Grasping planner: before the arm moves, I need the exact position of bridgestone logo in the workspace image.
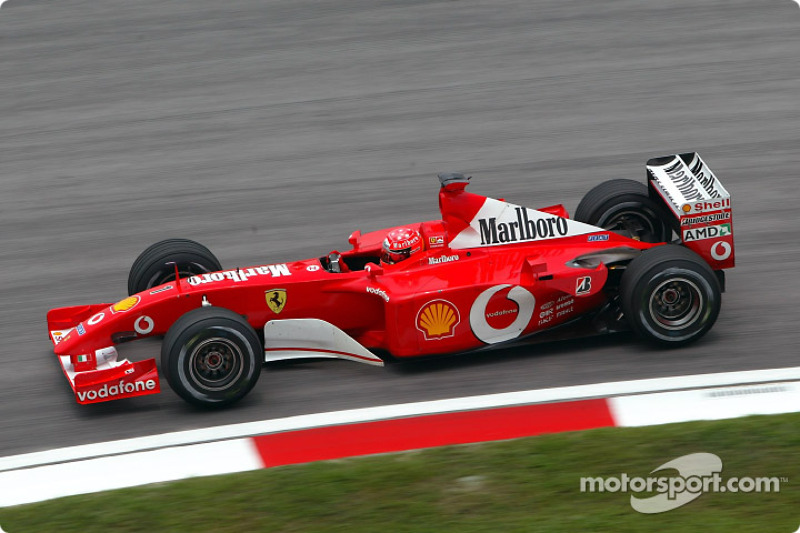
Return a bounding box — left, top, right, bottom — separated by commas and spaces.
681, 212, 731, 226
479, 207, 568, 245
77, 379, 157, 402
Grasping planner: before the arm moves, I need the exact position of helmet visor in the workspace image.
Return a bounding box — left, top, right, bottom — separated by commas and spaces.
381, 249, 410, 265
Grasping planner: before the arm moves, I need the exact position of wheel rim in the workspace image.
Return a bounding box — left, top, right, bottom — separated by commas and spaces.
600, 208, 667, 243
187, 337, 245, 391
648, 277, 704, 330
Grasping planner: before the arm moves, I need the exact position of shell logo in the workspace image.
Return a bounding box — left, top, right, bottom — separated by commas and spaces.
111, 295, 140, 313
416, 299, 460, 340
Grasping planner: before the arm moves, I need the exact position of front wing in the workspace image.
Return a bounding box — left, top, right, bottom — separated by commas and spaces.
48, 306, 161, 404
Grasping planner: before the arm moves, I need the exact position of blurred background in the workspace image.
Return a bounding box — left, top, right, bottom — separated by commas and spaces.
1, 0, 799, 456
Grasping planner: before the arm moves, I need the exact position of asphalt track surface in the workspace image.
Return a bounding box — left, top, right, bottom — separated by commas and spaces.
1, 0, 799, 457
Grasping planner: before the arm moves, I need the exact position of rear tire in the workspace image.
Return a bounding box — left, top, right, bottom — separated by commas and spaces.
128, 238, 222, 295
574, 179, 673, 243
620, 245, 721, 347
162, 307, 262, 408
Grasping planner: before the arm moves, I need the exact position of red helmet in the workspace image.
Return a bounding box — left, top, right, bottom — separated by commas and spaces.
381, 227, 422, 265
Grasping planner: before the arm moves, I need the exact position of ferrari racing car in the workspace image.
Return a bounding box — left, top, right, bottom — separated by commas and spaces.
47, 152, 734, 407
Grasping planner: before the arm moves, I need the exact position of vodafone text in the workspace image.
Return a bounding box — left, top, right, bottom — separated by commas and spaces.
77, 379, 157, 402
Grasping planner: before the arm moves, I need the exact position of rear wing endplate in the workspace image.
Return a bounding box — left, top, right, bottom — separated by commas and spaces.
647, 153, 734, 269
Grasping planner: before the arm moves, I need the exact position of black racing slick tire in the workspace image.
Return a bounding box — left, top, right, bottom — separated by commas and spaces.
162, 307, 262, 408
128, 238, 222, 295
620, 245, 721, 347
574, 179, 674, 243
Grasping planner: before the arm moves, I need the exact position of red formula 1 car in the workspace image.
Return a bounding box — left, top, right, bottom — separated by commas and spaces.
47, 153, 734, 407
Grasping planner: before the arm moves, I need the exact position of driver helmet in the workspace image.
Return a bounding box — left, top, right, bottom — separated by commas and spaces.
381, 227, 422, 265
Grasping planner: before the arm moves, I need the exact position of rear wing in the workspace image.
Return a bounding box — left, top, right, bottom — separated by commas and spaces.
646, 153, 734, 270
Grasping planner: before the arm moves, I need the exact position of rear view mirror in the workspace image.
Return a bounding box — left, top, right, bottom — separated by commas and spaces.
365, 263, 383, 278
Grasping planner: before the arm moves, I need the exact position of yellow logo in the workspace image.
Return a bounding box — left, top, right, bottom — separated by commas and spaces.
265, 289, 287, 314
416, 299, 460, 340
111, 296, 140, 313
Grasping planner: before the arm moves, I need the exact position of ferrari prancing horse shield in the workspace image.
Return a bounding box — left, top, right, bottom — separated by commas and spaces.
265, 289, 287, 314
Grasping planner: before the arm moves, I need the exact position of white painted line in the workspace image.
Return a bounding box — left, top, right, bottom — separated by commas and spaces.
610, 381, 800, 427
0, 438, 262, 508
3, 365, 800, 472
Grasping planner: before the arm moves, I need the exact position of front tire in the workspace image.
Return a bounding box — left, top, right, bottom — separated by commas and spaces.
620, 245, 721, 347
162, 307, 262, 408
574, 179, 673, 243
128, 238, 222, 295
